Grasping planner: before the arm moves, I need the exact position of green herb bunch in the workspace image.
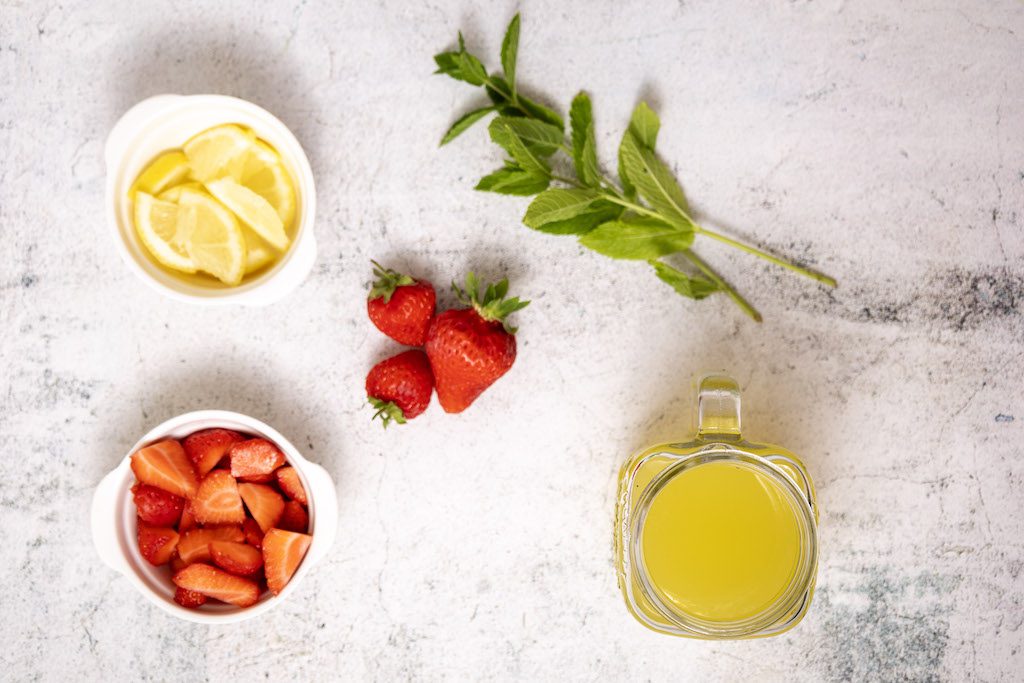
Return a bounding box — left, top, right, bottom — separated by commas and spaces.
434, 14, 836, 321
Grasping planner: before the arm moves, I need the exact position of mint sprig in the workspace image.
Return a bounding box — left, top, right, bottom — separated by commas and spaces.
434, 14, 837, 321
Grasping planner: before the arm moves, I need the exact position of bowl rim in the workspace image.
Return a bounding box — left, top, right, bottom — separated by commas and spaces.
104, 94, 317, 306
91, 409, 336, 624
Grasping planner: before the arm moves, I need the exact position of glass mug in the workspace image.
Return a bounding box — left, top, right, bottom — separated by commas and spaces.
614, 374, 819, 639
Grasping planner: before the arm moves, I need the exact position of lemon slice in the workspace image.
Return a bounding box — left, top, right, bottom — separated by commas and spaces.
240, 141, 296, 229
245, 241, 276, 274
205, 177, 289, 251
134, 152, 191, 195
183, 125, 255, 182
158, 181, 203, 203
134, 191, 197, 273
177, 188, 246, 285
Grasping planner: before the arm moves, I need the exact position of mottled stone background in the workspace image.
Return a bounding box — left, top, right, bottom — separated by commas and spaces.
1, 0, 1022, 680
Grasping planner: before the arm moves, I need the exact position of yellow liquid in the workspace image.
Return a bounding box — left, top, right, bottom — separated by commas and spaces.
640, 461, 801, 622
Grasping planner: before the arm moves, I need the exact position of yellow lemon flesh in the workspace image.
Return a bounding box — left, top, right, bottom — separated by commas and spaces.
177, 188, 246, 286
183, 125, 255, 183
133, 191, 196, 273
205, 177, 289, 251
239, 141, 296, 229
158, 181, 203, 203
133, 151, 191, 195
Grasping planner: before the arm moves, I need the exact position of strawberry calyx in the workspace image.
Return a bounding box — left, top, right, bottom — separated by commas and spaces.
368, 260, 416, 303
452, 272, 530, 334
368, 397, 407, 428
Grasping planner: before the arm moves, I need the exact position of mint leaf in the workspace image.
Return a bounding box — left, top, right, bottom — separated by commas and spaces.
579, 217, 693, 260
650, 259, 719, 299
620, 133, 691, 226
489, 116, 563, 156
518, 94, 564, 130
618, 101, 660, 195
629, 101, 660, 149
440, 106, 495, 145
532, 201, 621, 235
434, 52, 460, 76
488, 118, 550, 175
454, 33, 487, 85
523, 188, 602, 228
570, 92, 600, 186
501, 14, 520, 95
476, 165, 550, 195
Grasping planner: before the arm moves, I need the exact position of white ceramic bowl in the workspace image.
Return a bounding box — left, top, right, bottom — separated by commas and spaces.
90, 410, 338, 624
105, 94, 317, 305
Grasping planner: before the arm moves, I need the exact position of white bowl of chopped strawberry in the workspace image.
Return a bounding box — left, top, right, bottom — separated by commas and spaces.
90, 410, 337, 623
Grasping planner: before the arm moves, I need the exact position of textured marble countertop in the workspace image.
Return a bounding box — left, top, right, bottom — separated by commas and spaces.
2, 0, 1023, 680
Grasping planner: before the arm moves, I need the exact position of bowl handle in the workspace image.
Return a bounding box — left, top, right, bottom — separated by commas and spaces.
105, 94, 182, 170
241, 232, 318, 306
91, 460, 133, 577
304, 462, 338, 567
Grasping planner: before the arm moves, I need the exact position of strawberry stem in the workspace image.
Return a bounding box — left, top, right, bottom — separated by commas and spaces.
452, 272, 530, 333
369, 260, 415, 303
368, 397, 407, 428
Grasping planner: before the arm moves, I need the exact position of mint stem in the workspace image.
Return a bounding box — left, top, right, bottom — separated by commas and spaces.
694, 227, 837, 287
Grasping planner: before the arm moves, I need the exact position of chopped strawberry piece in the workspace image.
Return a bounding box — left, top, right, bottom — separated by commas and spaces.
130, 439, 198, 498
183, 428, 245, 477
229, 438, 286, 479
173, 563, 259, 608
191, 470, 245, 525
209, 541, 263, 576
262, 528, 312, 595
137, 524, 179, 566
170, 553, 188, 574
242, 518, 264, 550
177, 526, 244, 564
178, 503, 197, 532
238, 483, 285, 533
278, 500, 309, 533
238, 471, 275, 484
174, 586, 208, 608
131, 483, 185, 527
275, 467, 308, 505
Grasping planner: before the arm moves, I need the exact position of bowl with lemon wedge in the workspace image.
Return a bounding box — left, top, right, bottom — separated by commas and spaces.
105, 95, 316, 305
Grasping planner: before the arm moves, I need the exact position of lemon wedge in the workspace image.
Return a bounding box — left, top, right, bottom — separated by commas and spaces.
134, 191, 197, 273
177, 188, 246, 286
183, 125, 255, 183
245, 241, 276, 274
158, 181, 203, 203
134, 152, 191, 195
205, 177, 289, 251
240, 141, 296, 229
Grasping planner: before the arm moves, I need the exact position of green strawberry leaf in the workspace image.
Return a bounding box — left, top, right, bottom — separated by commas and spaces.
453, 272, 530, 333
368, 398, 407, 428
368, 260, 415, 302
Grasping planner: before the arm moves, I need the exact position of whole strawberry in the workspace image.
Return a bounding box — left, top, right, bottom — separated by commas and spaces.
366, 349, 435, 427
367, 261, 436, 346
425, 273, 529, 413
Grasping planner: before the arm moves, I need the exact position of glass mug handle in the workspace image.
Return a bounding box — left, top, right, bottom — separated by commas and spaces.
696, 374, 742, 440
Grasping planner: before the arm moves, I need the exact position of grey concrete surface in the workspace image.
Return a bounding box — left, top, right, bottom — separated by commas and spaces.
1, 0, 1022, 680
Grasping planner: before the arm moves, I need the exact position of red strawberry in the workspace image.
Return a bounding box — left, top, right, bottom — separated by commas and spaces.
278, 500, 309, 533
183, 428, 244, 477
178, 526, 245, 564
238, 471, 275, 484
173, 586, 208, 609
367, 261, 436, 346
229, 438, 286, 479
275, 467, 307, 505
238, 483, 285, 533
262, 528, 312, 595
365, 349, 434, 426
178, 504, 197, 532
130, 439, 198, 498
170, 553, 188, 574
191, 470, 246, 525
137, 524, 179, 566
209, 541, 264, 576
131, 483, 185, 527
242, 517, 264, 550
172, 563, 259, 607
424, 273, 528, 413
